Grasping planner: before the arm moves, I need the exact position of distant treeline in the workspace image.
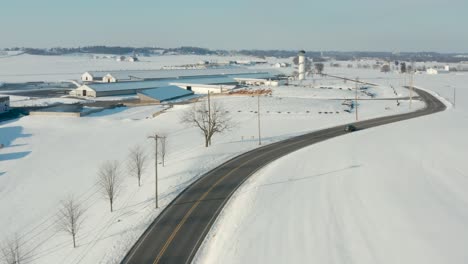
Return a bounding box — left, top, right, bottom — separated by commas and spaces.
3, 46, 222, 56
2, 46, 467, 63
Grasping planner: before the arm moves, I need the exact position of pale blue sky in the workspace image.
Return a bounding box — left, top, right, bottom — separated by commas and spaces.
1, 0, 466, 52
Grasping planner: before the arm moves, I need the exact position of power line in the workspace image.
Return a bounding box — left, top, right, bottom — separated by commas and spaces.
355, 77, 359, 121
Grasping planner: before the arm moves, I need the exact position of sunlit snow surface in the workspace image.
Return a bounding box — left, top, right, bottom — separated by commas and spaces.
1, 54, 461, 264
195, 69, 468, 264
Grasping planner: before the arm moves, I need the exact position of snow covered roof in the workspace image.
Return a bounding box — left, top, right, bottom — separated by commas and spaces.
175, 73, 277, 84
80, 72, 279, 92
84, 80, 172, 92
170, 82, 236, 89
84, 71, 107, 78
85, 68, 281, 81
139, 86, 194, 102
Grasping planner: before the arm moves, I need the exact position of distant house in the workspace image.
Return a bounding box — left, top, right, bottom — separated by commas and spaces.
426, 66, 449, 75
127, 56, 138, 62
0, 96, 10, 114
137, 86, 194, 103
116, 55, 138, 62
274, 62, 290, 68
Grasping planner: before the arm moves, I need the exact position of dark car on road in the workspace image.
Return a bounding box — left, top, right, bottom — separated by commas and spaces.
344, 124, 357, 132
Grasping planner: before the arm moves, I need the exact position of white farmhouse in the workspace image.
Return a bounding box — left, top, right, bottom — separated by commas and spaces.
126, 56, 138, 62
426, 66, 450, 75
0, 96, 10, 114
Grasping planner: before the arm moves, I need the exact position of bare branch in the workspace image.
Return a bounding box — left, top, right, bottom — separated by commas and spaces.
158, 136, 168, 167
128, 146, 147, 187
180, 100, 232, 147
57, 196, 85, 248
1, 235, 27, 264
98, 160, 122, 212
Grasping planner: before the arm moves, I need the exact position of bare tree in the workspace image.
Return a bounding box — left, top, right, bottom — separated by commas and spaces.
381, 64, 391, 73
181, 101, 232, 147
98, 160, 121, 212
1, 235, 27, 264
57, 196, 85, 248
128, 146, 147, 187
158, 136, 168, 167
314, 63, 324, 74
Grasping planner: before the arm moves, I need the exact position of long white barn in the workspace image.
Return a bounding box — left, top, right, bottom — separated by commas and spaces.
73, 71, 282, 97
81, 68, 280, 83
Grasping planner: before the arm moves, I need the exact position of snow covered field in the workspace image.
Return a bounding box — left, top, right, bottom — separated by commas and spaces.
0, 55, 423, 264
0, 54, 261, 83
195, 69, 468, 264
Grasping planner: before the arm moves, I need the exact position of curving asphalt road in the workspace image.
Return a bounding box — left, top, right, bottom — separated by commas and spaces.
121, 87, 446, 264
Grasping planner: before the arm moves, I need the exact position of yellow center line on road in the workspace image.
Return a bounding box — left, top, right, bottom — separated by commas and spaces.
153, 163, 243, 264
151, 134, 329, 264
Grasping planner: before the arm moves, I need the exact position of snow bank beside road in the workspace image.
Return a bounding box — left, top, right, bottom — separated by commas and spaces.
196, 113, 468, 264
195, 70, 468, 264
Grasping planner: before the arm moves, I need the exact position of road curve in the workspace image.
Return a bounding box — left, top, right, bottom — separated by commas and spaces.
121, 88, 446, 264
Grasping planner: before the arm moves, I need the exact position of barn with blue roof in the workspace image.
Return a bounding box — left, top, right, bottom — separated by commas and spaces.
137, 86, 195, 103
71, 68, 284, 97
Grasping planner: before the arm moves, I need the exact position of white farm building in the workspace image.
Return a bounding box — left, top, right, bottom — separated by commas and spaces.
80, 68, 281, 83
81, 72, 107, 82
426, 65, 450, 75
71, 80, 170, 97
73, 69, 282, 97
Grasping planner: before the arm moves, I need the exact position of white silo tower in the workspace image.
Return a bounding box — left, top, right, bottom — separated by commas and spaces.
298, 50, 306, 80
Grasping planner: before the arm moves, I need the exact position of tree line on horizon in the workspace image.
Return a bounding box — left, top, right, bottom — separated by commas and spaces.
2, 46, 467, 63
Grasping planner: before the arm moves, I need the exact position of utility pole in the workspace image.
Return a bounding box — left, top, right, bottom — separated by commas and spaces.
257, 94, 261, 145
409, 70, 414, 109
454, 87, 456, 108
148, 133, 164, 209
355, 77, 359, 121
409, 61, 415, 109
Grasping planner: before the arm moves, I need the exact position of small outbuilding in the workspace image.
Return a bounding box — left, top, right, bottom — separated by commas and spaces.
170, 83, 235, 94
